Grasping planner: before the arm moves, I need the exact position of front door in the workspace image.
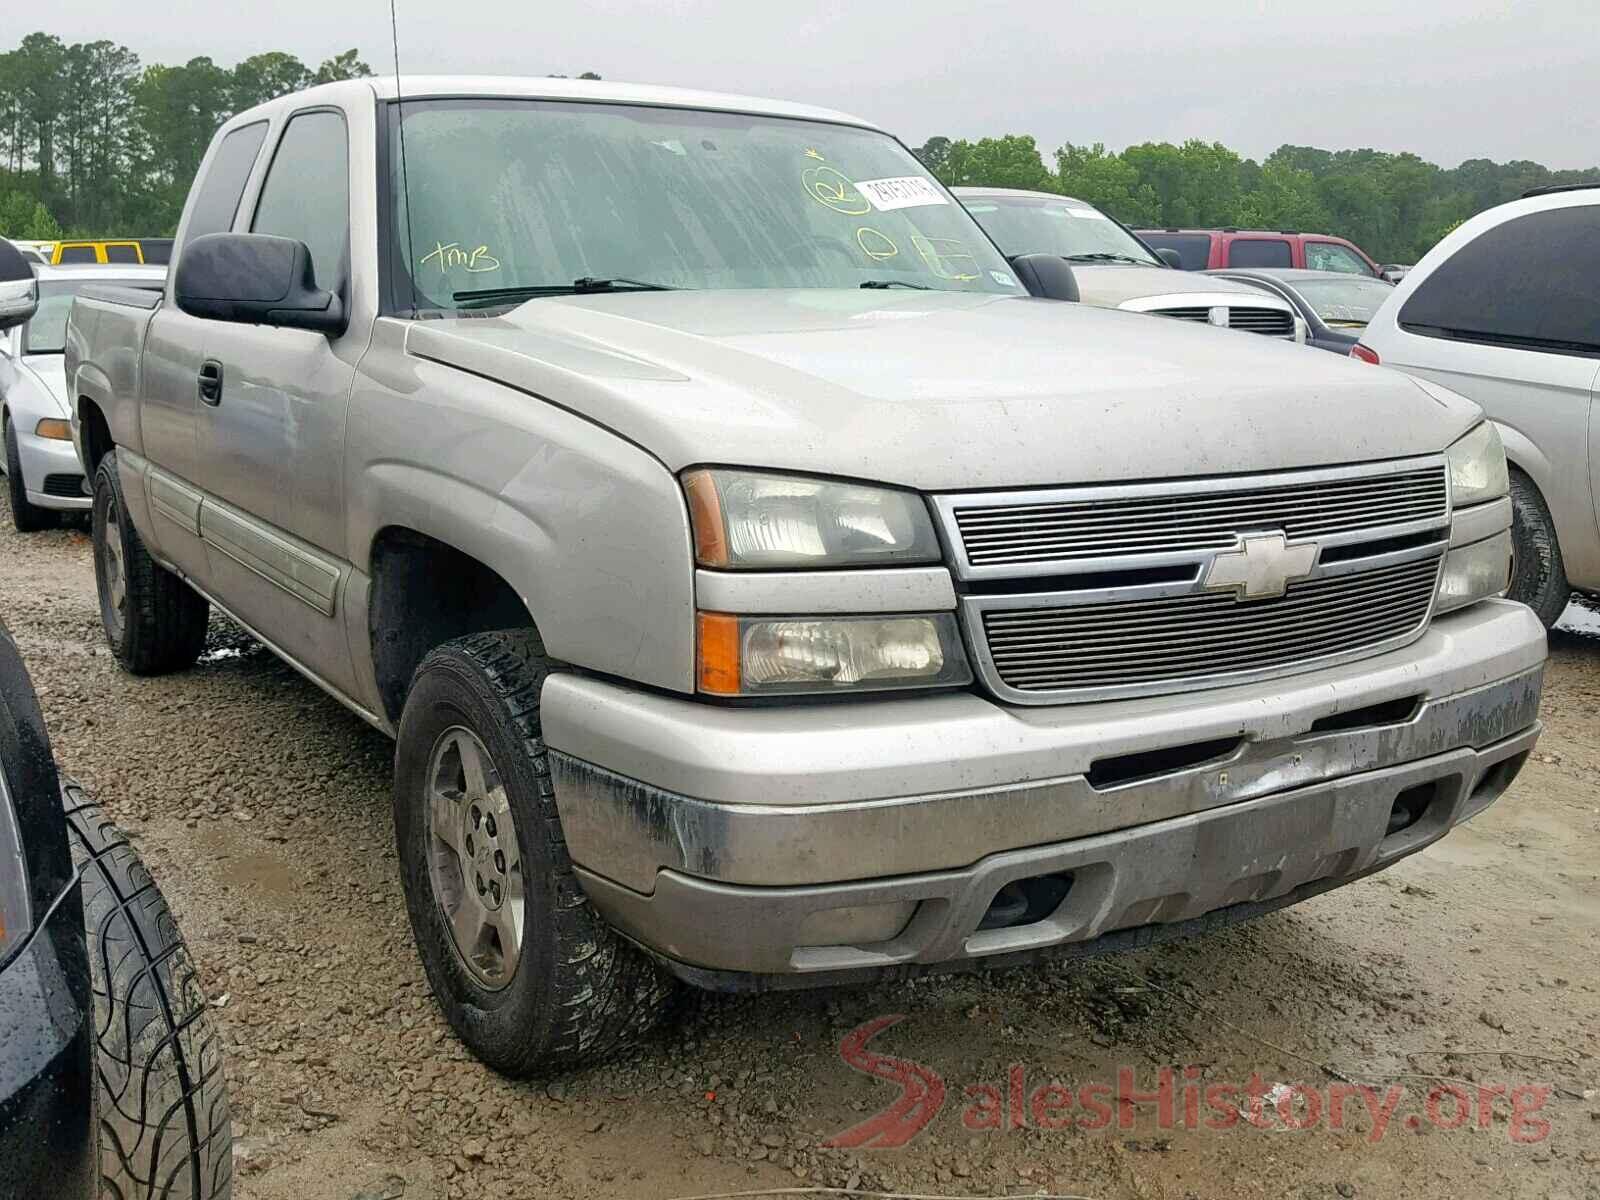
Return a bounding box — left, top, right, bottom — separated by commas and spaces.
193, 108, 362, 697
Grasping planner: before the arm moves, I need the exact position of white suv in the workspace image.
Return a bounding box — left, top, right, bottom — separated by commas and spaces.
1357, 184, 1600, 626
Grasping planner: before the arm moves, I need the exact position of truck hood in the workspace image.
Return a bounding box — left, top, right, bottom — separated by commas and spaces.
1069, 264, 1281, 309
405, 288, 1480, 491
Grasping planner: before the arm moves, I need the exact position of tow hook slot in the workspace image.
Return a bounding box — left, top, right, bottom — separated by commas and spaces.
1088, 736, 1242, 790
1385, 781, 1439, 836
978, 872, 1075, 930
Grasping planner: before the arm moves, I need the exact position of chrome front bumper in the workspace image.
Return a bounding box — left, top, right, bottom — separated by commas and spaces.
544, 601, 1545, 984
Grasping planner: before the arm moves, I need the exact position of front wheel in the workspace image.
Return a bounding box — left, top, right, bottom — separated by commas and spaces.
91, 450, 209, 674
4, 415, 57, 533
1507, 471, 1569, 628
394, 630, 679, 1075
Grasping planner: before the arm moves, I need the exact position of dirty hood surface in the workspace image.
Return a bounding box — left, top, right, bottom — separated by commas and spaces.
405, 288, 1479, 491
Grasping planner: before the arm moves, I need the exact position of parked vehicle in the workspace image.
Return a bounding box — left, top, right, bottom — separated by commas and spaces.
958, 188, 1304, 341
68, 76, 1543, 1076
1379, 263, 1411, 284
1, 264, 166, 531
1206, 267, 1394, 353
1355, 184, 1600, 628
1138, 227, 1383, 275
49, 239, 146, 265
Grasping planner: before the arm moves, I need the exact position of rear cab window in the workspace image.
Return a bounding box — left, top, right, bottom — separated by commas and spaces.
56, 245, 97, 264
1139, 233, 1212, 270
177, 120, 271, 263
1398, 204, 1600, 356
103, 243, 141, 264
1226, 238, 1292, 268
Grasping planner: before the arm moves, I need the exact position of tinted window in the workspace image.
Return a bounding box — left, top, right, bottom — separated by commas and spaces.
963, 196, 1161, 265
180, 120, 269, 258
56, 245, 96, 264
1399, 206, 1600, 354
1139, 233, 1211, 270
1227, 238, 1292, 268
1305, 241, 1370, 274
253, 110, 350, 289
104, 244, 140, 264
140, 239, 174, 265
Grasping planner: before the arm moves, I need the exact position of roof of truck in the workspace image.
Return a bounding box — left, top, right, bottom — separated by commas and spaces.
231, 75, 880, 134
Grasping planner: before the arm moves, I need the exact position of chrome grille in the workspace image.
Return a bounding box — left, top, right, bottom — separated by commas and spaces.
980, 555, 1441, 695
951, 465, 1448, 569
1153, 306, 1212, 323
1225, 306, 1295, 337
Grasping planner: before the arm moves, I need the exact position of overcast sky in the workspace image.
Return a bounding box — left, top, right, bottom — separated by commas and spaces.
25, 0, 1600, 169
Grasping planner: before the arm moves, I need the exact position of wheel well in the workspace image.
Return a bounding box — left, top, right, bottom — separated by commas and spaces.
78, 399, 113, 475
368, 528, 538, 724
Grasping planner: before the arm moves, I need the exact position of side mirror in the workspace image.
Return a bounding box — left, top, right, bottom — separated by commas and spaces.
0, 277, 38, 332
175, 232, 346, 335
1154, 247, 1183, 269
1008, 253, 1080, 302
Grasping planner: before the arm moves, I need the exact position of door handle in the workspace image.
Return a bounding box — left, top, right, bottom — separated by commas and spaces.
198, 359, 223, 406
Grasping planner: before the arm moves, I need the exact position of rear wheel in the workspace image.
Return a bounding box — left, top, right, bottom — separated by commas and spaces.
394, 629, 679, 1075
92, 450, 209, 674
1507, 470, 1569, 628
4, 414, 57, 533
65, 783, 233, 1199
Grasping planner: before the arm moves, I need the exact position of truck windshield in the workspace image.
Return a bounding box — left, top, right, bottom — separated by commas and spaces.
963, 195, 1162, 266
20, 280, 160, 354
1290, 276, 1395, 327
385, 99, 1021, 313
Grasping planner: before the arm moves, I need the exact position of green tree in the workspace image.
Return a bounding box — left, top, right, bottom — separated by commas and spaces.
231, 52, 311, 110
1054, 142, 1159, 225
312, 49, 373, 84
913, 135, 953, 180
942, 135, 1055, 192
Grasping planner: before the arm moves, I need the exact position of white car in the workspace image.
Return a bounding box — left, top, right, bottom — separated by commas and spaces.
1356, 183, 1599, 627
1, 264, 166, 530
956, 187, 1305, 341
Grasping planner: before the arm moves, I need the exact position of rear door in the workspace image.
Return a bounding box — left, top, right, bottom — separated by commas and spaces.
192, 106, 360, 694
1224, 237, 1293, 268
138, 118, 271, 583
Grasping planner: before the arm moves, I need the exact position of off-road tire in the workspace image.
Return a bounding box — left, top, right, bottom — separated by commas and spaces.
65, 783, 233, 1200
1508, 470, 1569, 628
394, 629, 680, 1076
92, 450, 209, 674
4, 413, 57, 532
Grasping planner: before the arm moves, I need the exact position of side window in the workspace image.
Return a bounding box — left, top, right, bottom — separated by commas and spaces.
56, 245, 97, 264
1306, 242, 1369, 274
179, 120, 270, 259
1139, 233, 1212, 270
104, 244, 141, 264
1399, 205, 1600, 355
1227, 238, 1292, 268
252, 110, 350, 289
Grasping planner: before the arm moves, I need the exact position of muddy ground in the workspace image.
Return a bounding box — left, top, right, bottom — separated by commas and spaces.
1, 499, 1596, 1200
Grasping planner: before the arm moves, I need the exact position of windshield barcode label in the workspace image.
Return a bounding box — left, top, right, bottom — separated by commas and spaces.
854, 176, 949, 212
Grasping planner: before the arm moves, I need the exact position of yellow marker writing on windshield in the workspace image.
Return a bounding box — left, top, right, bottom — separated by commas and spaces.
420, 242, 502, 275
802, 166, 871, 215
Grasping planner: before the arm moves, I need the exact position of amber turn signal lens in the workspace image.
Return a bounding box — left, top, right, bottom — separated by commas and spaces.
34, 418, 72, 441
682, 469, 729, 568
696, 611, 741, 695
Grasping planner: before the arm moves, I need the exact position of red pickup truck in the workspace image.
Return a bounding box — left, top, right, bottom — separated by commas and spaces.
1138, 228, 1382, 276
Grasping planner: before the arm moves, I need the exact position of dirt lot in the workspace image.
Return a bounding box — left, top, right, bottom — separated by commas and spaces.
2, 499, 1597, 1200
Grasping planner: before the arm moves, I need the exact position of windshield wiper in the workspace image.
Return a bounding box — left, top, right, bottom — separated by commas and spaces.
1061, 253, 1155, 265
859, 279, 932, 290
452, 277, 676, 305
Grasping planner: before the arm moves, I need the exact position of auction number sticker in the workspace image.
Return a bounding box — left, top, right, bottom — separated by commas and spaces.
854, 176, 950, 211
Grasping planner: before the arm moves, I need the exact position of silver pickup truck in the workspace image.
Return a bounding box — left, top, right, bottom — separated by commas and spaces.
66, 76, 1545, 1075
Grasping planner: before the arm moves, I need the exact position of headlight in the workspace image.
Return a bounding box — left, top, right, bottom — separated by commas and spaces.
1446, 422, 1509, 508
1435, 531, 1511, 615
697, 612, 971, 695
0, 768, 31, 964
684, 469, 941, 569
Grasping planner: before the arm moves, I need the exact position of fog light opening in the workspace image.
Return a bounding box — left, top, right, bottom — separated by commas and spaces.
1386, 782, 1438, 836
978, 872, 1075, 931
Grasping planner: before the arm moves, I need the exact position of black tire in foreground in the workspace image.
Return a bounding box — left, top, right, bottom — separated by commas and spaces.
394, 629, 679, 1076
92, 450, 209, 674
64, 783, 232, 1200
1507, 470, 1570, 629
4, 414, 57, 533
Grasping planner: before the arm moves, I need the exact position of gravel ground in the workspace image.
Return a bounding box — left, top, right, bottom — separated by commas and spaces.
2, 499, 1597, 1200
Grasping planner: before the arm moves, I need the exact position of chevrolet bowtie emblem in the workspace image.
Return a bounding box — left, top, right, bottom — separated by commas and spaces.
1203, 533, 1319, 600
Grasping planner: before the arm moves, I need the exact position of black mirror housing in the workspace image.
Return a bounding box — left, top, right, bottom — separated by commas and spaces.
1154, 247, 1184, 269
1008, 253, 1080, 302
175, 232, 346, 335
